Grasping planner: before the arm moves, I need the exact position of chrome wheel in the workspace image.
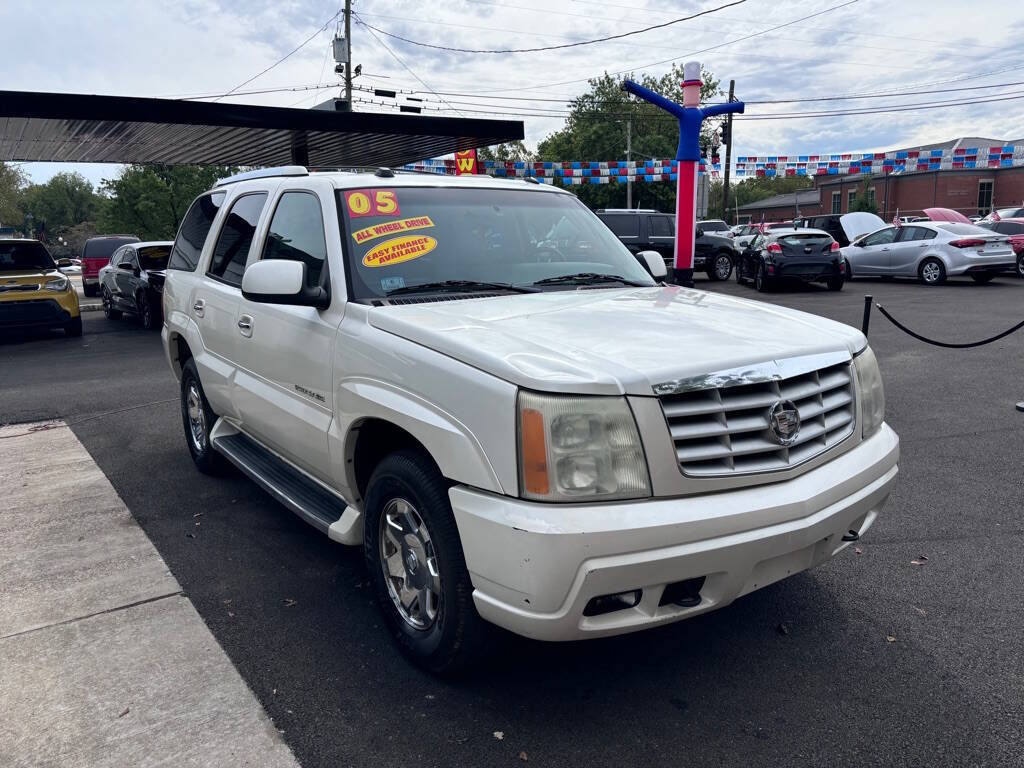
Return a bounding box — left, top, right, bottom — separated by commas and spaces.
379, 498, 441, 630
921, 260, 942, 283
185, 381, 207, 452
714, 254, 732, 280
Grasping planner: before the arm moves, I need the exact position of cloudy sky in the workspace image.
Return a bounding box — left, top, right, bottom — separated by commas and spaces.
4, 0, 1024, 187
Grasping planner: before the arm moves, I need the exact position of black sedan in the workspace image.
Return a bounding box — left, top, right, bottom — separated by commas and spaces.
98, 241, 173, 329
735, 228, 845, 292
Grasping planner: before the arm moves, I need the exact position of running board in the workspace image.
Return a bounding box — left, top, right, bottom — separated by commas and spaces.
211, 429, 361, 542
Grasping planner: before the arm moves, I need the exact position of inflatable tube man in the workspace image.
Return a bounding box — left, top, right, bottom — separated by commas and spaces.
623, 61, 744, 286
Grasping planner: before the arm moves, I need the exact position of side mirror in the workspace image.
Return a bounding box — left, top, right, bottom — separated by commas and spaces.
696, 228, 705, 238
241, 259, 329, 309
118, 261, 134, 270
636, 250, 668, 280
57, 258, 72, 268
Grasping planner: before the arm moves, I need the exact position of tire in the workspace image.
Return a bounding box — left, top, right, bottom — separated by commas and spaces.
138, 291, 159, 329
844, 258, 853, 280
83, 282, 98, 298
707, 251, 733, 281
755, 263, 771, 292
970, 273, 996, 284
364, 450, 487, 675
918, 257, 946, 285
102, 287, 122, 320
180, 359, 228, 475
64, 316, 83, 337
827, 276, 844, 291
735, 261, 745, 284
1015, 253, 1024, 278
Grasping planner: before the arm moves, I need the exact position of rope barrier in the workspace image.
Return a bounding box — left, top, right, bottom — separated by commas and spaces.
874, 303, 1024, 349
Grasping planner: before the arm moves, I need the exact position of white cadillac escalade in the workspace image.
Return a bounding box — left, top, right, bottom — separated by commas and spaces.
161, 167, 898, 673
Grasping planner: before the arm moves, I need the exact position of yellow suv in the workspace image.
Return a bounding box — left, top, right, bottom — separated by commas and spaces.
0, 238, 82, 337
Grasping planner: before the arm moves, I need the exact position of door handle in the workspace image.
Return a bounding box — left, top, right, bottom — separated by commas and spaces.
193, 299, 205, 318
881, 247, 890, 251
237, 314, 254, 338
918, 243, 928, 247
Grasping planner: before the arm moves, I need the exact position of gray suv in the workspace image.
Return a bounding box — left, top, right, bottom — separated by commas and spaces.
596, 209, 735, 281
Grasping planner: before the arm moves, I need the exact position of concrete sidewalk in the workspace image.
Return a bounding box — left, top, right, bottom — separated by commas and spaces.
0, 422, 300, 768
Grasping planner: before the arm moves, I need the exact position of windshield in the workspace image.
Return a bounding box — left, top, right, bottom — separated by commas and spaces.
83, 236, 138, 260
339, 186, 654, 299
0, 241, 56, 271
137, 245, 171, 270
934, 223, 991, 235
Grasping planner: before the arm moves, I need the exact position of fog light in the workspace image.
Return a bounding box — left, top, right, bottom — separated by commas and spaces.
583, 589, 642, 617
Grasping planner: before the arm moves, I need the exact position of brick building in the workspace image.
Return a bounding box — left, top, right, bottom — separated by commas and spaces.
736, 136, 1024, 224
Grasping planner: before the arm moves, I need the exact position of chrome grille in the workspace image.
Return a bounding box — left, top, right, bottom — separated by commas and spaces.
659, 361, 855, 476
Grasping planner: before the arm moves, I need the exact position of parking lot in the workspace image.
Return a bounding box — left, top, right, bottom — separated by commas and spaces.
2, 275, 1023, 767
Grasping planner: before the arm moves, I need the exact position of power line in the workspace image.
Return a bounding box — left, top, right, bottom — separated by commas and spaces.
352, 12, 465, 116
354, 0, 748, 54
215, 5, 345, 102
470, 0, 862, 93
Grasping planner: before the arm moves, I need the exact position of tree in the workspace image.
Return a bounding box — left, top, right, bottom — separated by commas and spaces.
536, 63, 721, 212
0, 163, 27, 228
848, 175, 879, 214
477, 141, 534, 163
20, 172, 101, 236
708, 175, 815, 220
100, 164, 237, 240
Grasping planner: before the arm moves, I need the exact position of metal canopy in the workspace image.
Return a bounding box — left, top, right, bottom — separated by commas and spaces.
0, 90, 523, 167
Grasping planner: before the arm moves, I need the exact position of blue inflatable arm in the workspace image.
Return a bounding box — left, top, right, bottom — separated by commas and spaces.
622, 79, 745, 163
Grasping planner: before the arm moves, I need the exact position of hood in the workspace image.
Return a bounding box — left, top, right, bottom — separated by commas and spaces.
368, 287, 866, 396
839, 212, 886, 242
923, 207, 972, 223
0, 268, 61, 287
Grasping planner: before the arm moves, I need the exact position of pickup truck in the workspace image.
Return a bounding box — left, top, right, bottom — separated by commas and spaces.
161, 167, 899, 673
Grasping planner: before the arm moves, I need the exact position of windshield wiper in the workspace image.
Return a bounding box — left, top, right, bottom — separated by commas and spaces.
532, 272, 649, 287
385, 279, 538, 296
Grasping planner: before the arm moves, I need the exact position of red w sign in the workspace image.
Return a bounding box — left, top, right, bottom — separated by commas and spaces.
455, 149, 477, 175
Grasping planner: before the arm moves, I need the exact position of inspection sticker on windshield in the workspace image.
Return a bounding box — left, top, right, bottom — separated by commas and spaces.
352, 215, 434, 245
362, 235, 437, 267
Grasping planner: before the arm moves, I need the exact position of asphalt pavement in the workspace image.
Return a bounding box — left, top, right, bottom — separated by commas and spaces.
2, 274, 1023, 767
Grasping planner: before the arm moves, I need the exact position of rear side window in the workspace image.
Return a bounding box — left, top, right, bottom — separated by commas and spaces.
648, 216, 673, 237
170, 192, 225, 272
262, 192, 327, 288
600, 215, 640, 237
208, 193, 268, 287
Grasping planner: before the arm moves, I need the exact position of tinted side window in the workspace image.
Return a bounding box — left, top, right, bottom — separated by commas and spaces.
208, 193, 268, 287
169, 192, 226, 272
648, 216, 673, 237
1004, 222, 1024, 235
601, 215, 640, 237
108, 247, 124, 267
262, 192, 327, 288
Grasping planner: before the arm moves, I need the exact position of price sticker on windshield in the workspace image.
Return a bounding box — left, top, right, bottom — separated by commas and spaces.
344, 189, 401, 218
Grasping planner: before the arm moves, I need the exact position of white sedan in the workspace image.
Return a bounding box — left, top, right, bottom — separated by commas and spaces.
842, 222, 1016, 285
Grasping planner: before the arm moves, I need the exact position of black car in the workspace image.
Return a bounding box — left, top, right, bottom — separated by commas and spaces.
595, 209, 736, 280
98, 241, 173, 329
735, 228, 845, 292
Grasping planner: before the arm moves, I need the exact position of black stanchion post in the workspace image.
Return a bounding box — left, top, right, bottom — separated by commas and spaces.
861, 295, 873, 337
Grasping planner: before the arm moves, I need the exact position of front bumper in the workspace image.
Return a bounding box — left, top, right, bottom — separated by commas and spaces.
0, 296, 77, 329
451, 424, 898, 641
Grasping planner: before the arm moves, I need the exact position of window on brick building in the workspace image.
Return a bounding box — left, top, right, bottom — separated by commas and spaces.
868, 187, 876, 206
831, 191, 841, 214
978, 181, 993, 215
848, 190, 856, 209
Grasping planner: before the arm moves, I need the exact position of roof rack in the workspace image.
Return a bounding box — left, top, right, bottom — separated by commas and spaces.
215, 166, 308, 187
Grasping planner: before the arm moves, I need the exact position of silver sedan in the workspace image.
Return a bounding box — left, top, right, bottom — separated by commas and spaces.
842, 222, 1016, 285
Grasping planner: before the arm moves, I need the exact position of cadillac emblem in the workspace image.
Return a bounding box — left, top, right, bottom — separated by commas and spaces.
768, 400, 801, 446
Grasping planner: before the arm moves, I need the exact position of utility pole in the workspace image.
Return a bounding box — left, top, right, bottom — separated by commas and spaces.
626, 116, 632, 209
721, 79, 735, 223
343, 0, 352, 111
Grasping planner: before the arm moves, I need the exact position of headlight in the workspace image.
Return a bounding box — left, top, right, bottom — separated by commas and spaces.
854, 346, 885, 438
44, 276, 69, 292
517, 391, 651, 502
